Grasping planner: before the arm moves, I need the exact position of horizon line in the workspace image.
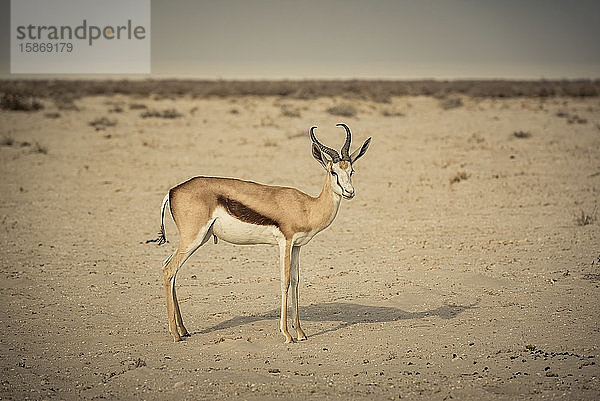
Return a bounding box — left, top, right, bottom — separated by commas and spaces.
1, 74, 599, 82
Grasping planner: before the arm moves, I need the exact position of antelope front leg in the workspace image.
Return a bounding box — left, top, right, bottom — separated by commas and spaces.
290, 246, 307, 341
279, 240, 293, 343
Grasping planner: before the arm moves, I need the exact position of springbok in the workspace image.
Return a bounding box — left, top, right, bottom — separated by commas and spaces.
155, 123, 371, 343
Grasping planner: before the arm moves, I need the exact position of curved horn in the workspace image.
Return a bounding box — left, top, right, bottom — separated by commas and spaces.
310, 126, 340, 162
336, 123, 352, 161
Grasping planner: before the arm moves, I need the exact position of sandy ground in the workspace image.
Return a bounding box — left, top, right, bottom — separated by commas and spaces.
1, 92, 599, 400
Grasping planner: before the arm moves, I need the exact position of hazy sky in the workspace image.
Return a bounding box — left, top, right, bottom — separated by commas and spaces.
2, 0, 599, 79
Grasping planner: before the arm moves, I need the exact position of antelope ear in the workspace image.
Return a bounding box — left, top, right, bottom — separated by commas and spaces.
312, 143, 329, 169
350, 137, 371, 163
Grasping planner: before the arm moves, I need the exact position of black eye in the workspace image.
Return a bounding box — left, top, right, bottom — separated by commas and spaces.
330, 171, 337, 176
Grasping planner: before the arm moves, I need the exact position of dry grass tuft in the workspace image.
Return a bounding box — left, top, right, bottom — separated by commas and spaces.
381, 108, 405, 117
450, 171, 470, 184
129, 103, 147, 110
1, 136, 48, 154
280, 104, 301, 118
31, 142, 48, 154
439, 96, 463, 110
327, 103, 357, 117
567, 115, 587, 124
513, 131, 532, 139
556, 110, 588, 124
287, 130, 306, 139
575, 207, 597, 226
54, 98, 79, 111
89, 117, 117, 129
263, 138, 278, 147
1, 136, 15, 146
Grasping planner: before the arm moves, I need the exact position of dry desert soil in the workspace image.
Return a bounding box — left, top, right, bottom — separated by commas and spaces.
1, 91, 599, 400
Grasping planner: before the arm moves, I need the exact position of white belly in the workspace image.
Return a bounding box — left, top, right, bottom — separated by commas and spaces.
211, 208, 282, 245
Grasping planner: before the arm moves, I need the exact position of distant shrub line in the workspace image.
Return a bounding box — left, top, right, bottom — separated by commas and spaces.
1, 93, 43, 111
1, 79, 598, 104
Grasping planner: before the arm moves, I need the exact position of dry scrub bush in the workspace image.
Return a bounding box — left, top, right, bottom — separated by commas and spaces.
140, 109, 182, 119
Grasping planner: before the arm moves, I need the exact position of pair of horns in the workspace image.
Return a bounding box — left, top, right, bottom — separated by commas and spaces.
310, 123, 352, 163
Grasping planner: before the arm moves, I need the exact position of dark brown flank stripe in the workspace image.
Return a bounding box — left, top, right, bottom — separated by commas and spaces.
217, 196, 279, 227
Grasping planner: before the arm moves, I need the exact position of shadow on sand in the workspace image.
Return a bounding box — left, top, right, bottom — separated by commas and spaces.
194, 300, 479, 338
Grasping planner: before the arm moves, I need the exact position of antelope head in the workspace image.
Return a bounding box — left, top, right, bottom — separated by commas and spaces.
310, 123, 371, 200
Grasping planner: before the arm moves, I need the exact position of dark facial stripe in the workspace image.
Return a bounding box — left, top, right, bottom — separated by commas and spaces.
331, 170, 346, 194
217, 196, 279, 227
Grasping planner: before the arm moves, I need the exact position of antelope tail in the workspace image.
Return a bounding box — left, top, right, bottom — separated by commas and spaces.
147, 192, 169, 245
